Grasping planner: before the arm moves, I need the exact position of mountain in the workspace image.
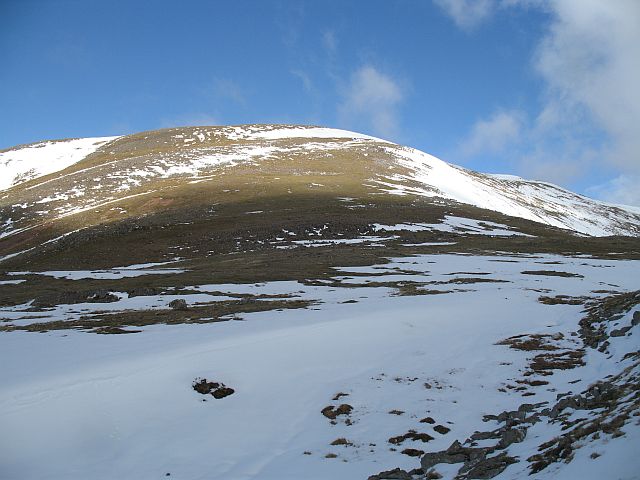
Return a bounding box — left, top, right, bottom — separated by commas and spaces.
1, 126, 638, 255
0, 125, 639, 480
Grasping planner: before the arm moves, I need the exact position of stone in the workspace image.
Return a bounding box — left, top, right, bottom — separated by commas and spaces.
367, 468, 412, 480
497, 428, 526, 449
169, 298, 188, 310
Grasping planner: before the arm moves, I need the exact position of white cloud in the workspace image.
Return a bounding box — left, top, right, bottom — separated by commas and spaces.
291, 69, 314, 93
339, 65, 404, 138
433, 0, 497, 30
443, 0, 640, 205
587, 175, 640, 208
519, 146, 597, 185
322, 30, 337, 54
213, 78, 246, 105
534, 0, 640, 173
460, 110, 523, 156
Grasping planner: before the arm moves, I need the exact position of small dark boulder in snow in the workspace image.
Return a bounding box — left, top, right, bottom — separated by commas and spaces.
192, 378, 235, 399
401, 448, 425, 457
169, 299, 188, 310
433, 425, 450, 435
321, 404, 353, 419
212, 386, 235, 399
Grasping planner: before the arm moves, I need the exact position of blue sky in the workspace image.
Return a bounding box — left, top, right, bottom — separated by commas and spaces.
1, 0, 639, 205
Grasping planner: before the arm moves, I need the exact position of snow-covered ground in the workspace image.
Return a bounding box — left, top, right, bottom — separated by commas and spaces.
0, 253, 638, 480
0, 136, 120, 191
373, 215, 532, 237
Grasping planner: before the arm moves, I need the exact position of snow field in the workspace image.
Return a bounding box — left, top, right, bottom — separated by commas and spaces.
0, 253, 638, 479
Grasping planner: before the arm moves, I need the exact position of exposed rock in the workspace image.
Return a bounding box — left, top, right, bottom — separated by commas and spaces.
462, 452, 518, 479
470, 430, 501, 441
192, 378, 235, 399
610, 326, 631, 337
401, 448, 425, 457
169, 298, 188, 310
330, 437, 353, 446
321, 403, 353, 420
433, 425, 450, 435
497, 428, 526, 449
212, 386, 235, 399
367, 468, 413, 480
421, 440, 484, 471
390, 430, 434, 445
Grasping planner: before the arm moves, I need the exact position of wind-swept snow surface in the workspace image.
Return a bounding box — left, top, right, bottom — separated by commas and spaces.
0, 136, 120, 191
1, 253, 638, 479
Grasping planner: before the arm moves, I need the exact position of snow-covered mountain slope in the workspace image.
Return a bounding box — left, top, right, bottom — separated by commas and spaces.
0, 136, 120, 191
0, 125, 638, 244
372, 146, 639, 237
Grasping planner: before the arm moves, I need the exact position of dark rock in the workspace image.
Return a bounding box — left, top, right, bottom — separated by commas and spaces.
421, 440, 496, 472
610, 326, 631, 337
169, 298, 188, 310
321, 404, 353, 419
470, 430, 501, 441
212, 386, 235, 399
463, 452, 518, 479
389, 431, 434, 445
192, 378, 234, 399
367, 468, 412, 480
193, 378, 219, 394
433, 425, 450, 435
401, 448, 425, 457
421, 447, 465, 470
497, 428, 526, 449
330, 437, 352, 446
420, 416, 436, 424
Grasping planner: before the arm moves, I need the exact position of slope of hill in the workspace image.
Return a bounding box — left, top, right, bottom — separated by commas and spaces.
0, 125, 639, 480
0, 125, 638, 258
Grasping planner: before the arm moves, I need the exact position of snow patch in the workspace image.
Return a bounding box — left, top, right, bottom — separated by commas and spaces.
0, 136, 120, 190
